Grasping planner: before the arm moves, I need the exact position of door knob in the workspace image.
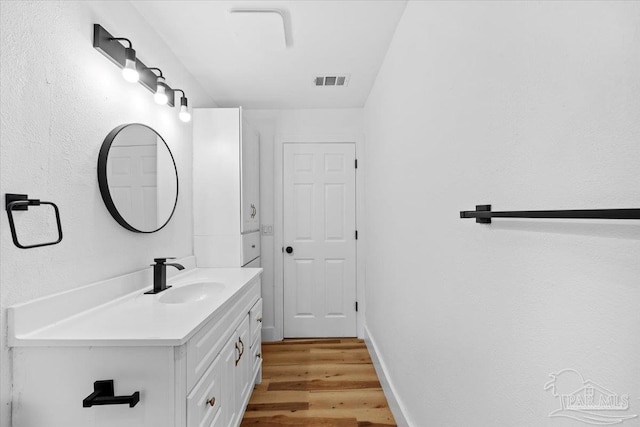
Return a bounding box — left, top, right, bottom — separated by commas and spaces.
285, 246, 293, 254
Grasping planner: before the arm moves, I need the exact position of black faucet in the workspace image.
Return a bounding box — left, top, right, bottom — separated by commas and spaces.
145, 258, 185, 294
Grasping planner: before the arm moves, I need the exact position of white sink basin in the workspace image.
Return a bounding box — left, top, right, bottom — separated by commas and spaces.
158, 282, 225, 304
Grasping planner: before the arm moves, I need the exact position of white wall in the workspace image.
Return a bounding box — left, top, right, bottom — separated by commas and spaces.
0, 1, 215, 425
363, 1, 640, 426
243, 109, 363, 341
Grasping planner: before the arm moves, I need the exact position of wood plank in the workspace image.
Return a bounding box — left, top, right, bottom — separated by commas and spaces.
246, 401, 310, 412
268, 380, 381, 391
309, 390, 391, 410
241, 415, 358, 426
263, 349, 372, 366
262, 338, 348, 347
262, 363, 379, 382
263, 343, 368, 352
247, 390, 311, 405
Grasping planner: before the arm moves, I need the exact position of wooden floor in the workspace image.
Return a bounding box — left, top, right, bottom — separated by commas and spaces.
241, 338, 397, 427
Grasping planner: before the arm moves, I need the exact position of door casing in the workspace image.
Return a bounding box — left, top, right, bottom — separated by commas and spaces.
272, 133, 366, 341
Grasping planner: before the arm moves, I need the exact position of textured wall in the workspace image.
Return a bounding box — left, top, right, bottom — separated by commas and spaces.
363, 1, 640, 426
0, 2, 214, 425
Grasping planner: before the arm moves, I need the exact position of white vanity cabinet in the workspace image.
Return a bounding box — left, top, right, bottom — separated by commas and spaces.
193, 107, 261, 268
11, 274, 263, 427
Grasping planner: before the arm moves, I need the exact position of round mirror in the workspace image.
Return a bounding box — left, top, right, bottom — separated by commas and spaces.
98, 124, 178, 233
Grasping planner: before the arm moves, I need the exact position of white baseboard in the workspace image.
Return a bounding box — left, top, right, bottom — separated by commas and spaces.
364, 325, 413, 427
261, 326, 279, 342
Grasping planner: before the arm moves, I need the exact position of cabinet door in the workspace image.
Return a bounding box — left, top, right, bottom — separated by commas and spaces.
220, 332, 239, 427
186, 354, 222, 427
236, 315, 252, 410
241, 118, 260, 233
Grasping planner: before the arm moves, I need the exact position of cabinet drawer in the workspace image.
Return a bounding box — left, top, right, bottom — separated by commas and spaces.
242, 232, 260, 265
251, 333, 262, 383
187, 354, 222, 427
186, 306, 234, 392
249, 298, 262, 344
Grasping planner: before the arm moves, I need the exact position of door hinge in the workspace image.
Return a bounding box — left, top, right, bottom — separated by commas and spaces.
355, 159, 358, 169
355, 230, 358, 240
355, 301, 359, 312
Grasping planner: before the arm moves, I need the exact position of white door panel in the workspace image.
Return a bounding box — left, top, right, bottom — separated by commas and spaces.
283, 143, 356, 338
108, 144, 158, 230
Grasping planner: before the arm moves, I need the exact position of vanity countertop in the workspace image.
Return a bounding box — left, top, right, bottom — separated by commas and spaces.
9, 267, 262, 347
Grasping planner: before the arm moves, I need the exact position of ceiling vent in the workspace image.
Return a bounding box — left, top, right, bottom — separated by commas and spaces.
228, 9, 288, 50
314, 75, 349, 87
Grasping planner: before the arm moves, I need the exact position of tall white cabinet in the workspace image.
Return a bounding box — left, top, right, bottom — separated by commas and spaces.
194, 107, 261, 267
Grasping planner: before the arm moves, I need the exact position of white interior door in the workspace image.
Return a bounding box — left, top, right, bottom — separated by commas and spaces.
283, 143, 356, 338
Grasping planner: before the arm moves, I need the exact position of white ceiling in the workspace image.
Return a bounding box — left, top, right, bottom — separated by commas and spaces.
131, 1, 408, 109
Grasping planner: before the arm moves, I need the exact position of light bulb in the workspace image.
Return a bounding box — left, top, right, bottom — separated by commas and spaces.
154, 78, 168, 105
179, 105, 191, 122
122, 48, 139, 83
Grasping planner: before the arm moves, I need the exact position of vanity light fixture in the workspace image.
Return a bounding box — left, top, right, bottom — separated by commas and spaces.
174, 89, 191, 122
93, 24, 177, 107
148, 68, 168, 105
110, 37, 139, 83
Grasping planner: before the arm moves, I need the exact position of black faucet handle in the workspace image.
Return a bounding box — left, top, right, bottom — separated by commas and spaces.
153, 257, 176, 264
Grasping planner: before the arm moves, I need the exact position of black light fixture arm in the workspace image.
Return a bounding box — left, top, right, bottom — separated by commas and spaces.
109, 37, 132, 48
460, 204, 640, 224
173, 88, 188, 107
146, 67, 163, 77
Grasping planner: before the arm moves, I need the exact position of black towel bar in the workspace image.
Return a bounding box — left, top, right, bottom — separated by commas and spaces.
460, 204, 640, 224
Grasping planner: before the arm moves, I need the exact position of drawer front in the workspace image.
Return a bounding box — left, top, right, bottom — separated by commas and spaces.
187, 278, 261, 391
242, 232, 260, 265
187, 354, 222, 427
251, 333, 262, 383
249, 298, 263, 344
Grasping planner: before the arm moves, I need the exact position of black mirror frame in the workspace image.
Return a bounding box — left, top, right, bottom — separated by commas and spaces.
97, 123, 179, 233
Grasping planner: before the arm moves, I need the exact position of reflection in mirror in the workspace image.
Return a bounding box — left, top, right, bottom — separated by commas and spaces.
98, 124, 178, 233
